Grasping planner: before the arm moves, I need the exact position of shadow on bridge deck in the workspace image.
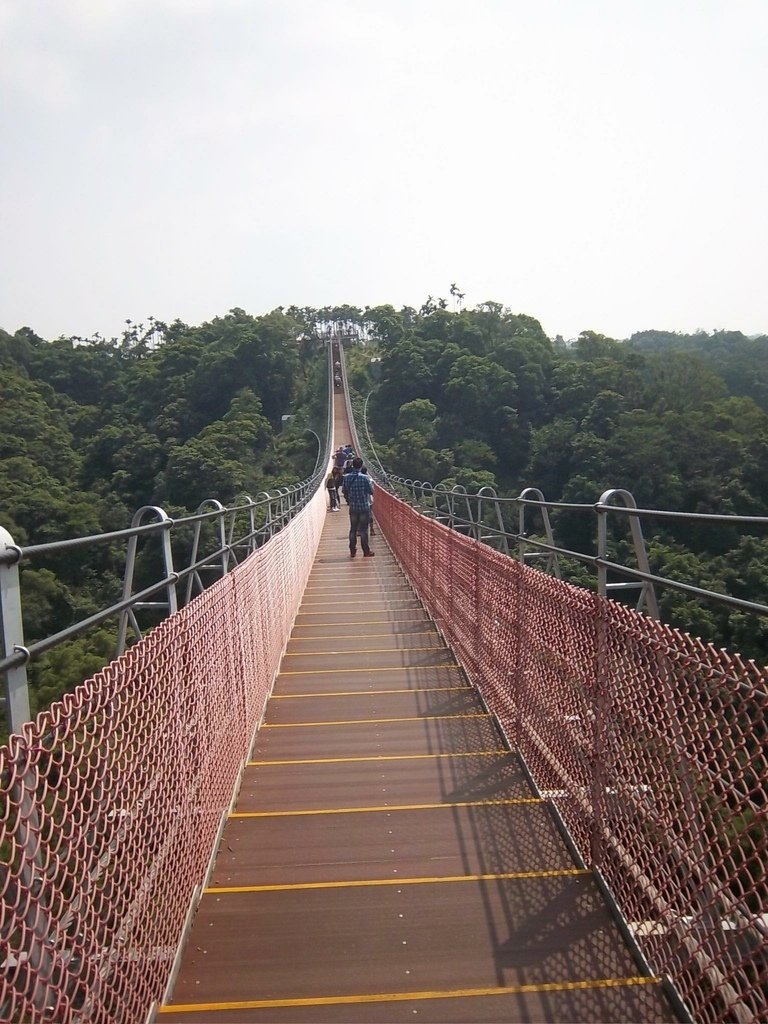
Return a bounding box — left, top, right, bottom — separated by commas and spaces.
157, 509, 676, 1023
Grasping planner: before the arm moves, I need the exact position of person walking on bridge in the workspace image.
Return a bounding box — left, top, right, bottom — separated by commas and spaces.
342, 457, 374, 558
325, 469, 340, 511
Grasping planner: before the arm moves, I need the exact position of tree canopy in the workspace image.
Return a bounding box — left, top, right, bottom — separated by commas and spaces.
0, 308, 325, 721
354, 303, 768, 666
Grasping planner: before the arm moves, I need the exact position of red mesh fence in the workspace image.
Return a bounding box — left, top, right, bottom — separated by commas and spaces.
0, 487, 326, 1024
375, 485, 768, 1024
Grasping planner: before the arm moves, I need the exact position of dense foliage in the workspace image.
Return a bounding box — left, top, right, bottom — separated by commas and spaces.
0, 309, 326, 719
356, 302, 768, 666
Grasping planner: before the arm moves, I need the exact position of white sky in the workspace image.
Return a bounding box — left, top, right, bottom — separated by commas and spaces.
1, 0, 766, 343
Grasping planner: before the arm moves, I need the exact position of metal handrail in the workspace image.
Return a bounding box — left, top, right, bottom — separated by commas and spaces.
348, 462, 768, 623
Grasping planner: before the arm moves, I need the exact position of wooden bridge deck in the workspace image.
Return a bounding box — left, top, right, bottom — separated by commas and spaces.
157, 511, 676, 1022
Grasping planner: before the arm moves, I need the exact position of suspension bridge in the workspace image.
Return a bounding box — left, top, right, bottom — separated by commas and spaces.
1, 353, 766, 1023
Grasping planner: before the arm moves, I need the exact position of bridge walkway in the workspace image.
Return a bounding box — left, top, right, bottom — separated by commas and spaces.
158, 503, 675, 1022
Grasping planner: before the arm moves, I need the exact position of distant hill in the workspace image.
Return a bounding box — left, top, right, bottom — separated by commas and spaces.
626, 329, 768, 412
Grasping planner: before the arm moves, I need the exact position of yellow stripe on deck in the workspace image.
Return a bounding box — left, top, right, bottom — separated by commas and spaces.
230, 798, 542, 818
248, 750, 510, 766
279, 664, 459, 675
287, 630, 438, 641
294, 609, 426, 618
292, 617, 432, 627
262, 713, 488, 727
282, 646, 448, 657
298, 598, 421, 607
269, 685, 470, 699
302, 591, 414, 598
159, 975, 662, 1015
206, 868, 589, 894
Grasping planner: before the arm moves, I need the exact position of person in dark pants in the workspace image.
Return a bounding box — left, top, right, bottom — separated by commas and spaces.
342, 457, 374, 558
331, 466, 343, 506
325, 471, 340, 510
360, 466, 375, 535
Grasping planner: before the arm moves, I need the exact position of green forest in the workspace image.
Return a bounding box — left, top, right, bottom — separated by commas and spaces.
2, 300, 768, 722
0, 308, 327, 717
358, 302, 768, 668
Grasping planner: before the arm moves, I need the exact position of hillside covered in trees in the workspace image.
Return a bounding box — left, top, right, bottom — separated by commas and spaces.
0, 308, 327, 715
2, 300, 767, 718
360, 306, 768, 507
353, 302, 768, 667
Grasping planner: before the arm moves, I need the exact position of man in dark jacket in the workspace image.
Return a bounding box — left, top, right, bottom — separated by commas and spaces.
341, 458, 374, 558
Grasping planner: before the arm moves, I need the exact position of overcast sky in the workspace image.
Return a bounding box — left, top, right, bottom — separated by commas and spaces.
1, 0, 766, 343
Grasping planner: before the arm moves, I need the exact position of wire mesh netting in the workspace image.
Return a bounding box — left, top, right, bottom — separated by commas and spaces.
376, 485, 768, 1024
0, 487, 326, 1024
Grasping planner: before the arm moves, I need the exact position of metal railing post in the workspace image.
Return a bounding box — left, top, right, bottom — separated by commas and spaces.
212, 500, 230, 576
596, 501, 609, 599
597, 489, 660, 619
477, 486, 509, 554
244, 496, 258, 555
229, 494, 259, 559
0, 526, 31, 732
185, 500, 227, 603
255, 492, 273, 542
117, 506, 175, 655
1, 529, 58, 1013
517, 487, 562, 577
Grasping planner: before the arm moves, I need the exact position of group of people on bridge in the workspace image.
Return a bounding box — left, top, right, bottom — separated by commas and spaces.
326, 444, 375, 558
